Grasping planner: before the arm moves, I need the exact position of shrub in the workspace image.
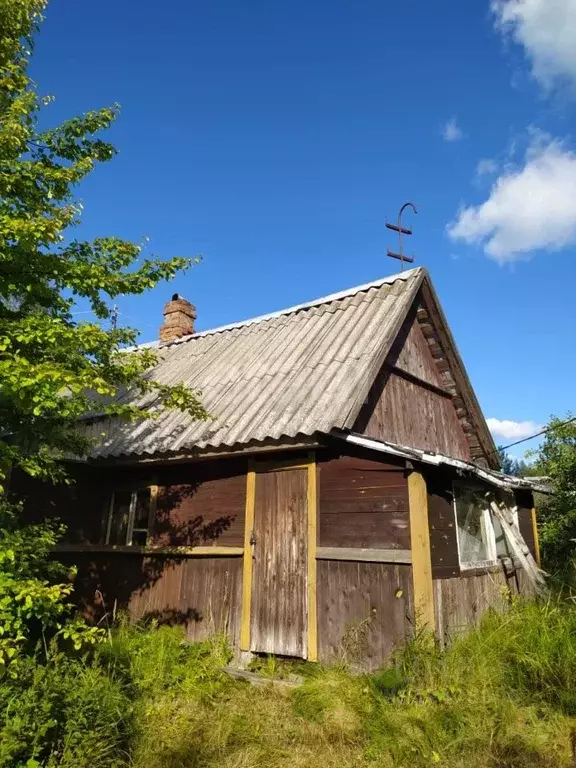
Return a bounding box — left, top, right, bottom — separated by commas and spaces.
0, 652, 131, 768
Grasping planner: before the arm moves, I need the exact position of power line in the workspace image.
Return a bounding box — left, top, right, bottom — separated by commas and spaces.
495, 415, 576, 455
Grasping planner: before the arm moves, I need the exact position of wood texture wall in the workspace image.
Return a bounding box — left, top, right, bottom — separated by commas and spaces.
434, 565, 536, 647
66, 553, 243, 643
317, 560, 414, 670
152, 459, 247, 547
354, 312, 471, 461
317, 453, 409, 549
426, 472, 460, 579
20, 458, 249, 642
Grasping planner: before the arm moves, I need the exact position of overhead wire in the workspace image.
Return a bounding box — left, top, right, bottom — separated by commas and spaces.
494, 415, 576, 455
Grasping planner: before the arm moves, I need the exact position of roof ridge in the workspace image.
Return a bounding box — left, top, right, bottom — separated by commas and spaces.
135, 266, 424, 351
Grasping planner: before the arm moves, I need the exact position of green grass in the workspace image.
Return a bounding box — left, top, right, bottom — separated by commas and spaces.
3, 600, 576, 767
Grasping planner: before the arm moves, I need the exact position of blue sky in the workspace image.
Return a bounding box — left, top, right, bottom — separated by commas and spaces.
32, 0, 576, 456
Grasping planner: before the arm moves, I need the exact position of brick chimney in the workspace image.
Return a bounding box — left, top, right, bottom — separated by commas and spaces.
159, 294, 196, 342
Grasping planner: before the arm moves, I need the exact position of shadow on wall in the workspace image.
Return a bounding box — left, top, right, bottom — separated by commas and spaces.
71, 477, 240, 630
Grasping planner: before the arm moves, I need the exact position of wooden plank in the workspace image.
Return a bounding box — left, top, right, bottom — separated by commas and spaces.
147, 484, 159, 534
240, 468, 256, 651
320, 512, 409, 549
353, 309, 471, 462
407, 470, 435, 631
54, 543, 243, 556
153, 462, 247, 548
388, 364, 454, 399
307, 453, 318, 662
250, 468, 308, 657
318, 455, 410, 549
531, 507, 541, 567
426, 473, 460, 580
316, 560, 413, 670
489, 500, 546, 594
316, 547, 412, 564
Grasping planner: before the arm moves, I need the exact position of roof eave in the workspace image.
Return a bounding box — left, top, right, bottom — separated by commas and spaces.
333, 431, 551, 494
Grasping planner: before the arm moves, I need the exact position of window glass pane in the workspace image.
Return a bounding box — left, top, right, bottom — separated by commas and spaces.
108, 490, 131, 545
454, 487, 491, 564
134, 488, 150, 530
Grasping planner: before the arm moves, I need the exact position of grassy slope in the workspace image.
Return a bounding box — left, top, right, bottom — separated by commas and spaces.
3, 599, 576, 767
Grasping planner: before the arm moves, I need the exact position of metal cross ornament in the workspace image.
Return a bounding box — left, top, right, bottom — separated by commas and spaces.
386, 201, 418, 271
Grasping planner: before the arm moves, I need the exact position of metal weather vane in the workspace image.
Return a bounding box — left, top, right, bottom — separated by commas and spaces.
386, 201, 418, 271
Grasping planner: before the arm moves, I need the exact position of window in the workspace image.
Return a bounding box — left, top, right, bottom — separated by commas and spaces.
453, 485, 519, 569
105, 488, 152, 546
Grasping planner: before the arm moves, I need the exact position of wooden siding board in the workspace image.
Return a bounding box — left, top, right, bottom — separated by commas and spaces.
317, 561, 413, 670
354, 309, 472, 461
250, 468, 308, 656
153, 461, 247, 548
395, 314, 445, 388
67, 553, 242, 643
363, 373, 471, 460
515, 490, 536, 559
426, 473, 460, 579
433, 563, 535, 646
318, 455, 410, 549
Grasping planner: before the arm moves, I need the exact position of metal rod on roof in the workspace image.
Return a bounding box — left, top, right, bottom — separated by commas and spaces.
386, 202, 418, 271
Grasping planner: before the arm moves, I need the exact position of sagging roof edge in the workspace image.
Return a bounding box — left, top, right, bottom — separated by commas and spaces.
334, 431, 551, 495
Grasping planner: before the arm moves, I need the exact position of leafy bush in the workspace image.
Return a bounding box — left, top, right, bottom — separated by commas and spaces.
0, 652, 130, 768
0, 498, 105, 676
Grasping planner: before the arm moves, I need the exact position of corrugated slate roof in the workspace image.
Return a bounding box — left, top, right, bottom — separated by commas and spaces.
83, 267, 425, 458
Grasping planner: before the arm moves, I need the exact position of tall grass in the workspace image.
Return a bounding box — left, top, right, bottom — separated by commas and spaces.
3, 599, 576, 767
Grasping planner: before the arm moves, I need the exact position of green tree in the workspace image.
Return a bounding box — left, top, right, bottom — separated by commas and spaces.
497, 448, 528, 477
0, 0, 208, 673
531, 415, 576, 579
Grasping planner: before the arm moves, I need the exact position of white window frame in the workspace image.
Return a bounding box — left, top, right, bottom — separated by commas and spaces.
105, 487, 153, 546
452, 484, 519, 571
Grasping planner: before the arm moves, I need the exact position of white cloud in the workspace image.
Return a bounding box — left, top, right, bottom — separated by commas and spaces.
492, 0, 576, 90
476, 158, 499, 177
487, 418, 542, 440
447, 136, 576, 261
442, 117, 463, 142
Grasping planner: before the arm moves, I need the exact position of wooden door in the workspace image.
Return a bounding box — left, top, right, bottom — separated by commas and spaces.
250, 467, 308, 657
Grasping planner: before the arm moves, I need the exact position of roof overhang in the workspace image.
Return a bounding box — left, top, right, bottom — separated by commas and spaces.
332, 430, 552, 494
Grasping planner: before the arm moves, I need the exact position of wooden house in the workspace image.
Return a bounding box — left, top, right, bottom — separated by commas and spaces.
19, 267, 545, 668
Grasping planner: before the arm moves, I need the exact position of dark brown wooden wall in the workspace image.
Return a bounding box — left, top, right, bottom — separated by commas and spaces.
317, 561, 413, 669
13, 464, 110, 544
516, 490, 536, 556
65, 553, 243, 643
317, 453, 409, 549
16, 458, 248, 641
152, 459, 247, 547
16, 458, 248, 547
434, 565, 537, 647
355, 313, 471, 461
426, 472, 460, 579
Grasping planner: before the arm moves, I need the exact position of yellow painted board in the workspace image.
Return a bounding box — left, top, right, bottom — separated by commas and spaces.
307, 452, 318, 661
407, 470, 435, 632
147, 484, 159, 534
531, 507, 541, 567
240, 468, 256, 651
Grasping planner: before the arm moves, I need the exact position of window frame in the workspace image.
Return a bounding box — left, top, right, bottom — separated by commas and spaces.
452, 483, 519, 571
104, 485, 157, 547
